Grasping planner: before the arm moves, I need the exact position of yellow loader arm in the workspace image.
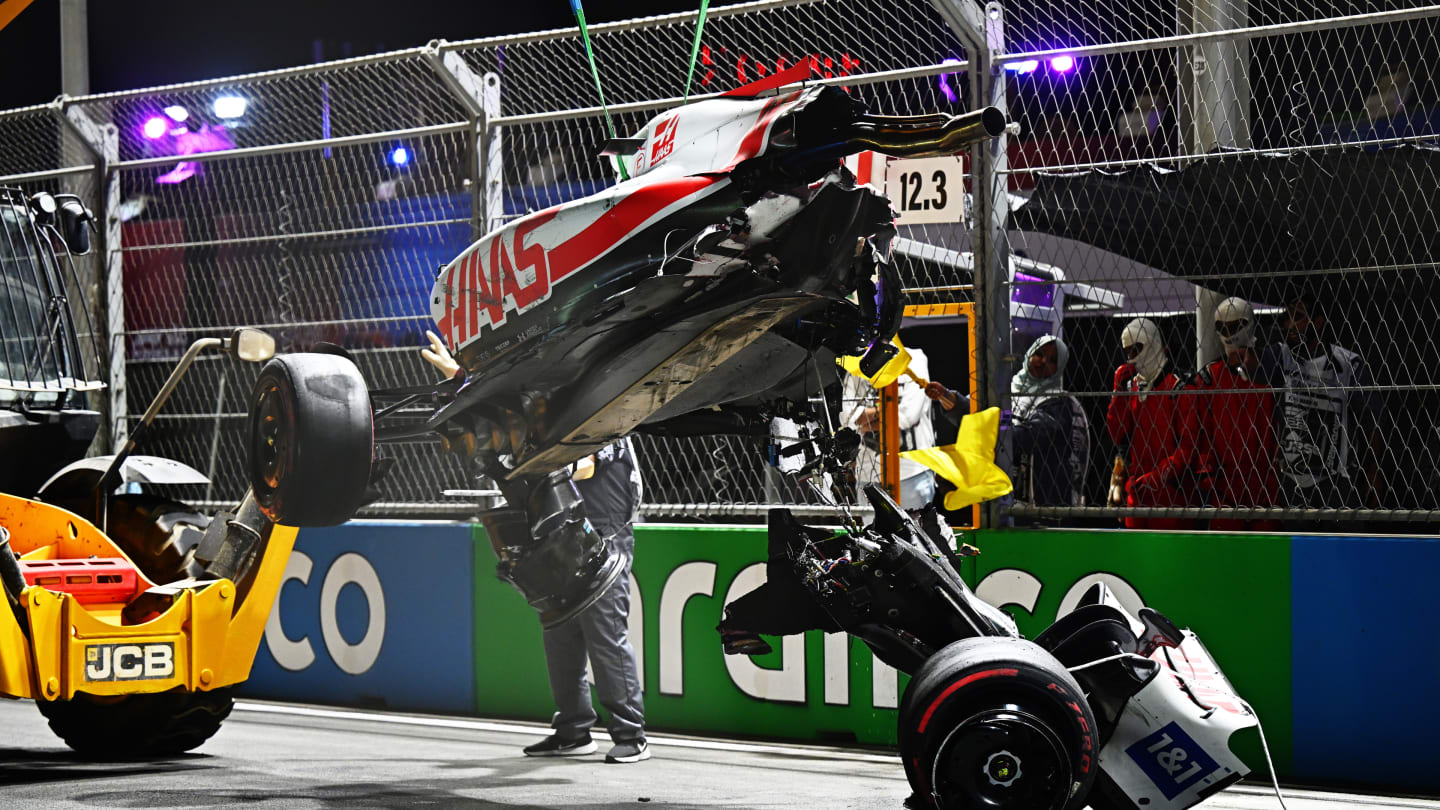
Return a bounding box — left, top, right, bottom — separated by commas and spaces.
0, 492, 296, 702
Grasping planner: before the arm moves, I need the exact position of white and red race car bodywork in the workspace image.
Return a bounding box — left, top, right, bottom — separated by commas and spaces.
430, 89, 806, 352
413, 68, 1004, 478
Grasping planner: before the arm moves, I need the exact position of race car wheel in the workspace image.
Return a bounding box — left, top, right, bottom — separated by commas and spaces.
898, 637, 1099, 810
248, 353, 372, 527
36, 688, 234, 756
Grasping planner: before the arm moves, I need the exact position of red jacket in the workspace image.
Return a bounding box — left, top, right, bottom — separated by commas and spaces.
1107, 367, 1198, 515
1193, 359, 1278, 509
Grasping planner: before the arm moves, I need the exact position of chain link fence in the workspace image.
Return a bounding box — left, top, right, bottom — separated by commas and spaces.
998, 0, 1440, 528
0, 103, 108, 413
0, 0, 1433, 526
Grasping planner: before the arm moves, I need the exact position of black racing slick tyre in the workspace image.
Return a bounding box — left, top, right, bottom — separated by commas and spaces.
898, 637, 1099, 810
36, 688, 234, 756
248, 353, 372, 527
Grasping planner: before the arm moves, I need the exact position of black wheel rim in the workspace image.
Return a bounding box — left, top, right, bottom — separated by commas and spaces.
931, 706, 1072, 810
252, 381, 294, 497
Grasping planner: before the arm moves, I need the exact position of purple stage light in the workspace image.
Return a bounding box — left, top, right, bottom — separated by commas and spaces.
152, 124, 236, 186
1004, 59, 1040, 74
155, 161, 198, 185
937, 57, 963, 103
142, 117, 168, 140
1049, 55, 1076, 73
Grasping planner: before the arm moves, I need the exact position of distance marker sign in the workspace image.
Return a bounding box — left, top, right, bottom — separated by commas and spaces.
884, 155, 966, 225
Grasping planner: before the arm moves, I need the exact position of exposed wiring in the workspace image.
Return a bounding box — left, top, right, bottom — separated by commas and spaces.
1240, 698, 1292, 810
1064, 652, 1147, 675
657, 227, 700, 275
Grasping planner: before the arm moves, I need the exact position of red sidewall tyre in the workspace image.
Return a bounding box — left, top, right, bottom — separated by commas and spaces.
898, 636, 1099, 810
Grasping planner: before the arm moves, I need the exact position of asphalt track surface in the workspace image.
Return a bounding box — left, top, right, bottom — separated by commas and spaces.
1, 699, 1436, 810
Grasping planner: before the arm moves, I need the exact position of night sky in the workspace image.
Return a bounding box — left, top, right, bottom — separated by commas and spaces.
0, 1, 700, 110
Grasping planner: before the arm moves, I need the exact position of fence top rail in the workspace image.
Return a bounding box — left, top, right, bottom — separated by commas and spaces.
0, 100, 58, 123
0, 165, 96, 186
109, 120, 471, 171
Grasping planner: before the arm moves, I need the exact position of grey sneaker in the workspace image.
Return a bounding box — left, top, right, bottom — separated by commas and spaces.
523, 733, 597, 757
605, 738, 651, 763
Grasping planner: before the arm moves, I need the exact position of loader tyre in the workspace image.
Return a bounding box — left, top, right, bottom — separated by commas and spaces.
898, 636, 1098, 810
37, 688, 234, 756
104, 494, 209, 584
248, 353, 372, 527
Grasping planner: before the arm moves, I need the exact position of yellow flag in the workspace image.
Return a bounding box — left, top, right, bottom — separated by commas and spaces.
838, 336, 912, 389
900, 406, 1013, 510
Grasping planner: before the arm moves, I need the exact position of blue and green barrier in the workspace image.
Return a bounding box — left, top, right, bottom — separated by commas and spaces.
242, 523, 1440, 794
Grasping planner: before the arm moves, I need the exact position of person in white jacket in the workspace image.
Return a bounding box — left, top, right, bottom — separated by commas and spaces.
840, 346, 936, 509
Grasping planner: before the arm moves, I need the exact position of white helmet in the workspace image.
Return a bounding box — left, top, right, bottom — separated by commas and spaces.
1215, 296, 1256, 352
1121, 317, 1166, 382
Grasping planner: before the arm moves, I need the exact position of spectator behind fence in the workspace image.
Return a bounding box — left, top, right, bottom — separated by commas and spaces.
1107, 318, 1198, 530
931, 335, 1090, 520
1193, 297, 1280, 531
1259, 295, 1384, 513
842, 346, 936, 510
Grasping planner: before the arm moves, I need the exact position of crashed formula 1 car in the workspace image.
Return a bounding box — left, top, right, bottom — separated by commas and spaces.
721, 486, 1258, 810
244, 66, 1257, 809
247, 64, 1007, 621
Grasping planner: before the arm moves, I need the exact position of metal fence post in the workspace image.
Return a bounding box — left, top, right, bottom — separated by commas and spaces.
932, 0, 1012, 528
101, 125, 123, 450
55, 100, 119, 450
480, 73, 503, 235
1181, 0, 1252, 371
51, 99, 110, 441
423, 41, 499, 241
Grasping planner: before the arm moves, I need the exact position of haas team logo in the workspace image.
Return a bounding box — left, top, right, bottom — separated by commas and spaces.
650, 115, 679, 164
441, 211, 557, 347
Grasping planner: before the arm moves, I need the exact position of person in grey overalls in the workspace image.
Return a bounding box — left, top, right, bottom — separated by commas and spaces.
523, 438, 649, 763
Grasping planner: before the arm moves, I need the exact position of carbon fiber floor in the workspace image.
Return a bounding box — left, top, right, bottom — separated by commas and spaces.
0, 699, 1434, 810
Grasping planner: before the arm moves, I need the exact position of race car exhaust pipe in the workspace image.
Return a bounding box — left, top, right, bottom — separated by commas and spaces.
846, 105, 1008, 158
777, 106, 1008, 174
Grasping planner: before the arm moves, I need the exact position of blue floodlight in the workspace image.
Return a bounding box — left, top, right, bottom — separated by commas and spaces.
390, 146, 410, 166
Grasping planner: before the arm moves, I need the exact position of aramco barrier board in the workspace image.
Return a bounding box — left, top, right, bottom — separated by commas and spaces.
244, 523, 1440, 792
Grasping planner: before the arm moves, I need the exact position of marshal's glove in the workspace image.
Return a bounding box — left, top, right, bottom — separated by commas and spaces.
1107, 454, 1128, 507
421, 330, 461, 379
1113, 363, 1138, 392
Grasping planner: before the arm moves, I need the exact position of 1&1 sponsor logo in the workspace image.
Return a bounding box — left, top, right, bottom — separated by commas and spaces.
1125, 720, 1221, 800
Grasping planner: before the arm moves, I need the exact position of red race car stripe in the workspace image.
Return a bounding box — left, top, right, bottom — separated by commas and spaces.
440, 174, 727, 346
721, 59, 814, 98
916, 668, 1019, 734
546, 174, 723, 284
724, 91, 803, 171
